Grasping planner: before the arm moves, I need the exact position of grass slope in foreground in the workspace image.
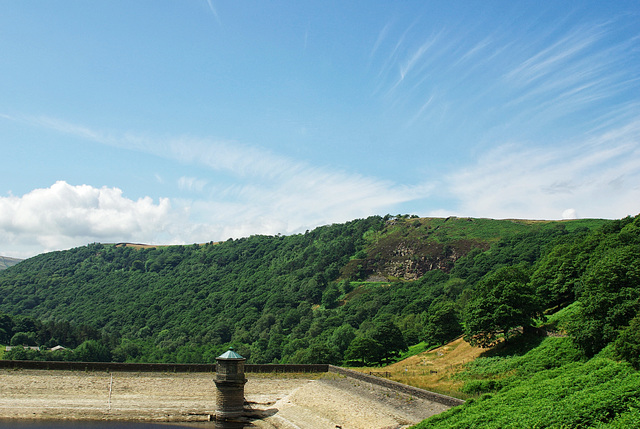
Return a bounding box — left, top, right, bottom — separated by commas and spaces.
410, 336, 640, 429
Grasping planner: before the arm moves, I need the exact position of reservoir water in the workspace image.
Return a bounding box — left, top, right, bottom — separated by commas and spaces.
0, 423, 188, 429
0, 423, 186, 428
0, 422, 251, 428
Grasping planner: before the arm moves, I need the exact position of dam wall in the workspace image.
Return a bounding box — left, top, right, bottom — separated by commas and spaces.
0, 359, 328, 373
0, 360, 463, 407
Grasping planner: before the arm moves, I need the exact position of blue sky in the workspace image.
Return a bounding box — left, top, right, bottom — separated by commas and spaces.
1, 1, 640, 258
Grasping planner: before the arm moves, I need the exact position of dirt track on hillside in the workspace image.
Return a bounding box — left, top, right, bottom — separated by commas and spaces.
0, 369, 451, 428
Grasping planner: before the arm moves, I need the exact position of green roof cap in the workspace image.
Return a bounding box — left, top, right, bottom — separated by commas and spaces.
217, 347, 244, 360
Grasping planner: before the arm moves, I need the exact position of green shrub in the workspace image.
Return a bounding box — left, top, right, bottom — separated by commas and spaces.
459, 379, 504, 395
413, 358, 640, 429
614, 315, 640, 369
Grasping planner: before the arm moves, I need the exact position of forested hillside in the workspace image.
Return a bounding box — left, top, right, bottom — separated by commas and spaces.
411, 214, 640, 429
0, 214, 637, 377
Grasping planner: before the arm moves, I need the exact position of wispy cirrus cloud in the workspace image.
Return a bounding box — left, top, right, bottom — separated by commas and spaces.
503, 25, 604, 86
500, 24, 638, 124
441, 119, 640, 220
204, 0, 221, 25
154, 135, 432, 231
178, 176, 208, 193
369, 14, 640, 132
369, 22, 391, 62
1, 115, 433, 257
453, 36, 494, 67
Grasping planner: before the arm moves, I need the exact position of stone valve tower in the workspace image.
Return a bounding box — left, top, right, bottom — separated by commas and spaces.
214, 347, 247, 421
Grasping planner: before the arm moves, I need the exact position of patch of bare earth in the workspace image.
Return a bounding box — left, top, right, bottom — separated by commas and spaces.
0, 370, 453, 428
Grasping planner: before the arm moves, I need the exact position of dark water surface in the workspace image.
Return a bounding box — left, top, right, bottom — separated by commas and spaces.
0, 422, 251, 429
0, 423, 188, 429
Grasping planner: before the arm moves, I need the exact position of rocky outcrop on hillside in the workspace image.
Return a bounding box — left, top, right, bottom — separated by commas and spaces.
341, 237, 487, 281
384, 243, 460, 279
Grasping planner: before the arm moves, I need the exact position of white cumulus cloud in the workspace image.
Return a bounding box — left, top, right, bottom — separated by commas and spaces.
0, 181, 172, 258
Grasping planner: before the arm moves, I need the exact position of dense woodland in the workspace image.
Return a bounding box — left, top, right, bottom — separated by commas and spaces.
1, 214, 639, 426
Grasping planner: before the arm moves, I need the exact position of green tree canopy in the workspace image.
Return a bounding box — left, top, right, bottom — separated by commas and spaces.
423, 300, 462, 346
75, 340, 112, 362
367, 316, 407, 364
10, 331, 36, 347
614, 315, 640, 370
344, 336, 382, 366
290, 342, 340, 365
464, 264, 543, 348
568, 245, 640, 356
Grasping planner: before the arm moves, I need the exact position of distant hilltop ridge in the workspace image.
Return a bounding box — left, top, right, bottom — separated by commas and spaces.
0, 256, 22, 270
112, 241, 220, 249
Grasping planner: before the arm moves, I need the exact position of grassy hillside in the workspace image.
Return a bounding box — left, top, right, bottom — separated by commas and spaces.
343, 216, 607, 280
0, 256, 22, 270
409, 332, 640, 428
358, 337, 485, 398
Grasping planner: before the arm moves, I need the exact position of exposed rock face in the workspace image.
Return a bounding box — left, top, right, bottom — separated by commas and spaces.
375, 241, 459, 280
342, 238, 486, 281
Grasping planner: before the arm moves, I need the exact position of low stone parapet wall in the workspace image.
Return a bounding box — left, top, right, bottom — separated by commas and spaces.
0, 360, 328, 374
0, 360, 214, 372
328, 365, 465, 407
246, 364, 329, 373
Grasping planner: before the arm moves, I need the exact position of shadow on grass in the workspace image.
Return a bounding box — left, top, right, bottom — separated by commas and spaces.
479, 333, 546, 359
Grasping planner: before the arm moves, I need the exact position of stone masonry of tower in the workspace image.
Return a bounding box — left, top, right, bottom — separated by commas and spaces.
214, 348, 247, 421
